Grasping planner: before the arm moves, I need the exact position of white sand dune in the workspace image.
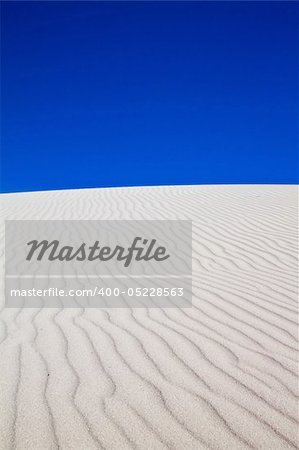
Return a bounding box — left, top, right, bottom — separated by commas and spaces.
0, 185, 298, 450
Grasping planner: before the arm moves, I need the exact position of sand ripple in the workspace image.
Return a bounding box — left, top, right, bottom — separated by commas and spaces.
0, 185, 298, 449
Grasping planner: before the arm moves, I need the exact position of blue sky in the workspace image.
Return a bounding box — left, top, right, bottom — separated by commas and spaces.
1, 1, 298, 193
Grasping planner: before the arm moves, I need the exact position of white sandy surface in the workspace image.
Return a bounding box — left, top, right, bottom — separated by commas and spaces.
0, 185, 298, 449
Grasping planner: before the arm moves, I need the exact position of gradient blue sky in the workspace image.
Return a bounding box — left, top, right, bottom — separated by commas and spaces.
1, 1, 298, 193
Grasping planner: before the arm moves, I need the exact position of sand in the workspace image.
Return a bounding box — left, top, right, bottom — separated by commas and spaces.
0, 185, 298, 449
